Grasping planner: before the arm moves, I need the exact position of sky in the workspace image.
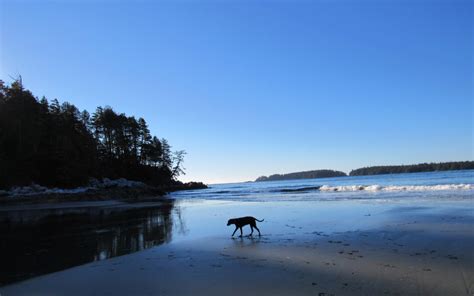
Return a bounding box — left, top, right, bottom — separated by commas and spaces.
1, 0, 472, 184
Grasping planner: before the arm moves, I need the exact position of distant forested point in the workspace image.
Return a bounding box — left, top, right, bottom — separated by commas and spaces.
349, 161, 474, 176
0, 79, 194, 190
256, 170, 347, 182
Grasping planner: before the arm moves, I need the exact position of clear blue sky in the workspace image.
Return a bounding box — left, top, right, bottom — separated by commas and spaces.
1, 0, 472, 184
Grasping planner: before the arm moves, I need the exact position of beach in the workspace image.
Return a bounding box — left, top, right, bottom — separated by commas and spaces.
2, 1, 472, 294
1, 195, 473, 296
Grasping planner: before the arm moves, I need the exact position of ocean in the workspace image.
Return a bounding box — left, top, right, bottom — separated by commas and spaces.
170, 169, 474, 202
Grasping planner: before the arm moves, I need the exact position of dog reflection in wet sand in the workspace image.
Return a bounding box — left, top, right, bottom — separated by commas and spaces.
227, 216, 264, 237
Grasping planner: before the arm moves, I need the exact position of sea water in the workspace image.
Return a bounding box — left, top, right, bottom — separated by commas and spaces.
170, 170, 474, 202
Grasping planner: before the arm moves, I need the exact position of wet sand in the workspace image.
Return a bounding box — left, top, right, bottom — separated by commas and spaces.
1, 199, 473, 295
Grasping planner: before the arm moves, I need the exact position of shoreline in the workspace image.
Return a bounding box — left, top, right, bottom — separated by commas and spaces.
1, 199, 472, 295
0, 182, 207, 206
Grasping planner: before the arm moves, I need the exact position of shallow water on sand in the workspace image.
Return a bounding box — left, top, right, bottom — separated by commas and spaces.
2, 198, 472, 286
1, 170, 473, 287
0, 201, 175, 285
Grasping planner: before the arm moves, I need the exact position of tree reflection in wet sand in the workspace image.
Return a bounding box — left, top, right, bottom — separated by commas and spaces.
0, 200, 175, 285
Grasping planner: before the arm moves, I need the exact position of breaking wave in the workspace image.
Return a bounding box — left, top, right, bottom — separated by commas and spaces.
276, 186, 322, 193
318, 184, 473, 192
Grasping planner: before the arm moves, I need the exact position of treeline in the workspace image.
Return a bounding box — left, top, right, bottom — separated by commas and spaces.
256, 170, 347, 182
256, 161, 474, 182
0, 79, 187, 189
349, 161, 474, 176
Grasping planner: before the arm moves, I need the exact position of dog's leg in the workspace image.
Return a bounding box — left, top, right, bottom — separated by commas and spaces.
250, 225, 254, 236
239, 227, 243, 237
232, 227, 238, 237
254, 225, 261, 236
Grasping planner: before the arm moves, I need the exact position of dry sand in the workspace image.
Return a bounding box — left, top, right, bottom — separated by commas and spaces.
1, 200, 473, 295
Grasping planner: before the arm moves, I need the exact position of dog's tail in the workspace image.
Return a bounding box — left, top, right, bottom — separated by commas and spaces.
255, 218, 264, 222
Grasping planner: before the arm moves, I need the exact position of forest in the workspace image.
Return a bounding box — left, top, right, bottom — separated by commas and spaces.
0, 79, 187, 189
349, 161, 474, 176
256, 170, 347, 182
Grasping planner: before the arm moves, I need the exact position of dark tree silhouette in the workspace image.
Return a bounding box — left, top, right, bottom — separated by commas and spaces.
256, 170, 347, 182
172, 150, 186, 178
0, 79, 186, 189
349, 161, 474, 176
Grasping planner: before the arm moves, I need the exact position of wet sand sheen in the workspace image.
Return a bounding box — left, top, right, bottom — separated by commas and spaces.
1, 199, 473, 295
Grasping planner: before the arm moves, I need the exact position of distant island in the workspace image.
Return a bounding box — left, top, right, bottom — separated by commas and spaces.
255, 161, 474, 182
350, 161, 474, 176
0, 79, 205, 201
255, 170, 347, 182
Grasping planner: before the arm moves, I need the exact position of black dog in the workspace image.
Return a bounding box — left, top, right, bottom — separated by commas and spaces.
227, 216, 264, 237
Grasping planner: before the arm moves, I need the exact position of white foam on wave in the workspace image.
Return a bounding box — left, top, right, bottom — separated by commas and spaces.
319, 184, 474, 192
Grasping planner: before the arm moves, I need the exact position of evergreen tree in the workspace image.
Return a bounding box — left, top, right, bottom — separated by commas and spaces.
0, 79, 187, 189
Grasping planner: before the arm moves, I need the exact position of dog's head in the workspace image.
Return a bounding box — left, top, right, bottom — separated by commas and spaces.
227, 219, 234, 226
